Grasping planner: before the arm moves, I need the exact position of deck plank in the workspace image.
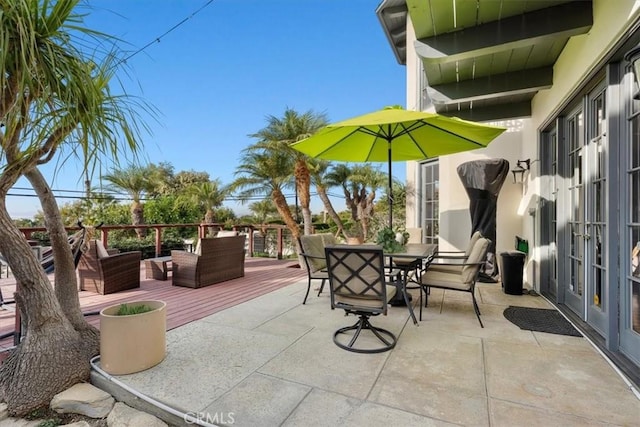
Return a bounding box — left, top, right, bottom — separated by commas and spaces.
0, 257, 305, 349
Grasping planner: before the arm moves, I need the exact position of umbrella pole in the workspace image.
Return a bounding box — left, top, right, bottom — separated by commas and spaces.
388, 140, 393, 229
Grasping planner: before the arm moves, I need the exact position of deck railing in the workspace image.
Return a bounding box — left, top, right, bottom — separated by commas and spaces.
18, 223, 296, 259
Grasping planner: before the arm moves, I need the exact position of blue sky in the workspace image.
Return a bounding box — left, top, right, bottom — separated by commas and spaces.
7, 0, 406, 219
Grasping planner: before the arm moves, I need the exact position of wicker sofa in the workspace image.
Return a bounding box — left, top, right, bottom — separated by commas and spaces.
171, 235, 246, 288
77, 240, 141, 295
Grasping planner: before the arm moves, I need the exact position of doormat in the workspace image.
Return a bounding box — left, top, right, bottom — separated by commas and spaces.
503, 306, 582, 337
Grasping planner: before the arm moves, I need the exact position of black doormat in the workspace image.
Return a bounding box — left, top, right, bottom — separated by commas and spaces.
503, 306, 582, 337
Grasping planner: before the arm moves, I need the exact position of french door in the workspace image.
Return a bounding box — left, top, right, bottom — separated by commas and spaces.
563, 84, 609, 335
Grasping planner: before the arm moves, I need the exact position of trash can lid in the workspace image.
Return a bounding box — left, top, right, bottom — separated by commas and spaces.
500, 251, 527, 257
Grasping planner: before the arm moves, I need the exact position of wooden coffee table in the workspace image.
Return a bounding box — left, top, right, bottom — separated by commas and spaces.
144, 256, 172, 280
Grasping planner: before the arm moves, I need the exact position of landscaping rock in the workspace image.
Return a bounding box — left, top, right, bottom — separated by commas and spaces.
0, 418, 42, 426
106, 402, 167, 427
0, 402, 7, 421
61, 422, 92, 427
51, 383, 115, 418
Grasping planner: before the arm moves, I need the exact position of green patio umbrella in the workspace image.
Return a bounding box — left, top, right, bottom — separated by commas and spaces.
291, 105, 507, 227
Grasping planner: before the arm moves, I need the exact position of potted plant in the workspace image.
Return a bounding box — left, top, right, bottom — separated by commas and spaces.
376, 227, 410, 253
99, 300, 167, 375
345, 221, 365, 244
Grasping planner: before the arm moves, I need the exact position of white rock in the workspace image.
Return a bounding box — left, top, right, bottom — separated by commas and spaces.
106, 402, 167, 427
0, 403, 8, 421
50, 383, 114, 418
60, 422, 91, 427
0, 418, 42, 426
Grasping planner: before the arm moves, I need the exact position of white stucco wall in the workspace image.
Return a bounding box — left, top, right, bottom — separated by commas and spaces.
438, 127, 523, 255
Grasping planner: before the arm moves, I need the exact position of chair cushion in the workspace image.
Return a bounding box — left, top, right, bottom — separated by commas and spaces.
335, 285, 396, 308
194, 239, 202, 255
300, 235, 327, 272
95, 241, 110, 259
422, 270, 471, 291
216, 230, 238, 237
465, 231, 484, 257
318, 233, 337, 247
461, 237, 490, 284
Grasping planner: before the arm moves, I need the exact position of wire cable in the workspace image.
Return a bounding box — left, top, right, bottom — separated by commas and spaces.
118, 0, 215, 66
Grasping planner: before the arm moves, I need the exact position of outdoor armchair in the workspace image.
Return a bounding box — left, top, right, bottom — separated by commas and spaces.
325, 244, 398, 353
297, 233, 337, 304
419, 236, 490, 327
427, 230, 484, 274
77, 240, 141, 295
171, 235, 246, 288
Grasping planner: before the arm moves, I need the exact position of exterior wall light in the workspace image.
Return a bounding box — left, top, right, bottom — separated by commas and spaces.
624, 43, 640, 99
511, 159, 530, 183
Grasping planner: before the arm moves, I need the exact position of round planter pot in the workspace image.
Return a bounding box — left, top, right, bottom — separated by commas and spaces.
99, 300, 167, 375
346, 237, 365, 245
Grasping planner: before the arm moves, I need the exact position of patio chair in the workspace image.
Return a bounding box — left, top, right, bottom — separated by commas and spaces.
297, 233, 337, 304
419, 236, 490, 326
325, 244, 399, 353
427, 230, 484, 274
77, 240, 141, 295
171, 235, 246, 288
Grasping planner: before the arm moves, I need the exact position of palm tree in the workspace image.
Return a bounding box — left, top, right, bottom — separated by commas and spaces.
308, 159, 347, 238
102, 165, 154, 238
231, 147, 300, 239
179, 179, 229, 236
326, 164, 385, 240
249, 108, 328, 235
249, 199, 278, 224
0, 0, 151, 415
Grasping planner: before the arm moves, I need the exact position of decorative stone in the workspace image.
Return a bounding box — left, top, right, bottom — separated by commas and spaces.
61, 422, 91, 427
0, 402, 8, 421
106, 402, 167, 427
50, 383, 115, 418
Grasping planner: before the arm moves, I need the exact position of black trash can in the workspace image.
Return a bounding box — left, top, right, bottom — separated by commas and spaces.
500, 251, 526, 295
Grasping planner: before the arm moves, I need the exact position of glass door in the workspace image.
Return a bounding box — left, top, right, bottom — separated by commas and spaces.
562, 86, 609, 335
564, 108, 585, 314
585, 88, 607, 334
621, 102, 640, 365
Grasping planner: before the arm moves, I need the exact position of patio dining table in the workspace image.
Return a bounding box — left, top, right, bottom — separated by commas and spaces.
386, 243, 437, 325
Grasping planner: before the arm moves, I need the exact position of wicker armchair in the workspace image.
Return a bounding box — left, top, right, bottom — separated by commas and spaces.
171, 235, 246, 288
77, 240, 141, 295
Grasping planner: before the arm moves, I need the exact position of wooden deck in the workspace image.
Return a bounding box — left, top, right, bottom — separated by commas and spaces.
0, 257, 306, 350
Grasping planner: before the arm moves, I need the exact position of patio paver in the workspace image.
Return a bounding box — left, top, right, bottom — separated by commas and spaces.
92, 279, 640, 426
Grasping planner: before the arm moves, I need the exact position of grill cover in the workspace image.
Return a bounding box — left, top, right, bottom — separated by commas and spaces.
457, 158, 510, 281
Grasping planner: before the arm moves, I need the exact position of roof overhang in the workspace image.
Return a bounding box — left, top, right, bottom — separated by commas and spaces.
377, 0, 593, 121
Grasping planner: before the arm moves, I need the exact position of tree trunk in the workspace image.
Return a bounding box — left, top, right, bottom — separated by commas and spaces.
315, 184, 346, 238
295, 160, 313, 235
131, 201, 145, 238
0, 202, 90, 416
204, 209, 215, 237
272, 190, 301, 239
25, 168, 99, 357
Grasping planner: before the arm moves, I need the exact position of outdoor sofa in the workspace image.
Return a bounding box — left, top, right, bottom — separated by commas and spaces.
171, 235, 246, 288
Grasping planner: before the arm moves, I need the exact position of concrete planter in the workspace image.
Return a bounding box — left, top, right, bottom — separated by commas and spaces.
99, 300, 167, 375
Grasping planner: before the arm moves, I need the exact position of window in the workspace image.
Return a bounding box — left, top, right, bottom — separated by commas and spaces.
420, 160, 439, 244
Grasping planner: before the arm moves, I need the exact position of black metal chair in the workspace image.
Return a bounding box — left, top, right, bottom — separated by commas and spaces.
420, 237, 490, 326
325, 244, 400, 353
297, 234, 336, 304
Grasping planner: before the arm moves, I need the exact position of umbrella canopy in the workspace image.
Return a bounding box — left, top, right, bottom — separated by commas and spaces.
291, 105, 507, 227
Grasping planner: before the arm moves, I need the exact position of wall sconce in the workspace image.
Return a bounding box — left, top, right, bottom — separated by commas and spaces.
624, 43, 640, 99
512, 159, 530, 183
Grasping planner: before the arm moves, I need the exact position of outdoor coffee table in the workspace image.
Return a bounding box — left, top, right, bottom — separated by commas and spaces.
144, 256, 172, 281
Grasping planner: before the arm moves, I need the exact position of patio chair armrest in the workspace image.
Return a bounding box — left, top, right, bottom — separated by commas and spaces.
430, 254, 466, 260
171, 250, 199, 267
300, 252, 325, 261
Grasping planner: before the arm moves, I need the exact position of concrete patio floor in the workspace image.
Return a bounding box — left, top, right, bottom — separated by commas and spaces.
93, 280, 640, 427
